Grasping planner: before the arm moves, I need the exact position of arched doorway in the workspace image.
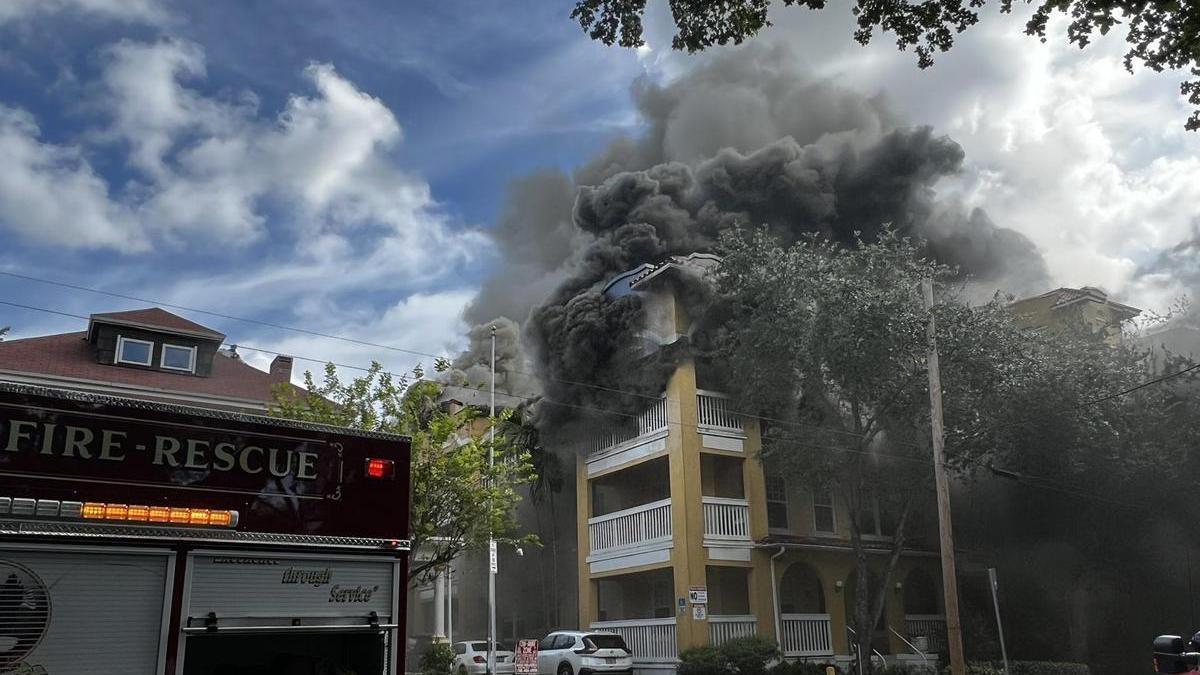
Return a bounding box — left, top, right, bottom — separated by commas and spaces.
778, 563, 832, 657
779, 563, 825, 615
902, 568, 944, 652
903, 569, 939, 615
843, 570, 889, 655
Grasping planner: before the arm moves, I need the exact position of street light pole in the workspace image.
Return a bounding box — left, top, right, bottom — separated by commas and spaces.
487, 325, 498, 675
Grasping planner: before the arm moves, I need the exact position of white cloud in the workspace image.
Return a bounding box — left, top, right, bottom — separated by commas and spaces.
0, 105, 137, 249
238, 289, 477, 387
0, 0, 167, 25
665, 7, 1200, 313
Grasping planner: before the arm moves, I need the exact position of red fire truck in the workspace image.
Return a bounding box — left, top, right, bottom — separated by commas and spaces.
0, 382, 411, 675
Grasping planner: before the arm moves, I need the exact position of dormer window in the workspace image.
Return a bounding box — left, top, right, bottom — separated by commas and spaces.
115, 336, 154, 367
161, 344, 197, 373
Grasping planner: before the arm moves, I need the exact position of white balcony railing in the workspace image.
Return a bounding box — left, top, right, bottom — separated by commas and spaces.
905, 614, 947, 652
588, 499, 673, 554
781, 613, 834, 656
591, 617, 678, 662
585, 396, 669, 456
697, 389, 743, 433
709, 615, 758, 646
702, 496, 751, 541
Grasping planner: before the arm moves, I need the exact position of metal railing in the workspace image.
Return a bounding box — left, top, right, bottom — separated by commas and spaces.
890, 626, 931, 670
696, 390, 743, 432
588, 499, 672, 554
904, 614, 947, 654
590, 617, 678, 662
702, 497, 751, 540
781, 613, 834, 656
709, 615, 758, 646
846, 626, 887, 669
584, 397, 669, 456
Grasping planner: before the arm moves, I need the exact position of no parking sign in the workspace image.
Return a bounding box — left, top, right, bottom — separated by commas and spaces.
515, 639, 539, 675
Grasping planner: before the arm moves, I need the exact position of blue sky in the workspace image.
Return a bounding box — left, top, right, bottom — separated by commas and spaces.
2, 0, 1198, 382
0, 0, 649, 376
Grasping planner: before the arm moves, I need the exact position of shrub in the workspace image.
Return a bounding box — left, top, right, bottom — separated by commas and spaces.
420, 642, 455, 675
955, 662, 1089, 675
679, 637, 782, 675
769, 660, 841, 675
680, 646, 728, 675
721, 636, 782, 675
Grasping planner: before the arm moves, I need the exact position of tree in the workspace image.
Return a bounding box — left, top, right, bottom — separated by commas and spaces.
571, 0, 1200, 130
271, 362, 536, 584
711, 228, 1198, 671
0, 327, 7, 342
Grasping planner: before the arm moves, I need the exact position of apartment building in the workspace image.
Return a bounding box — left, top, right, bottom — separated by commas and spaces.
575, 256, 945, 673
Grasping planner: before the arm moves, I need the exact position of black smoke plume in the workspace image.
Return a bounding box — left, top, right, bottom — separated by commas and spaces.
465, 44, 1049, 433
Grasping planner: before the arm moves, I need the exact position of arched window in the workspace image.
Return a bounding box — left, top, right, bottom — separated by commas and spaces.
779, 563, 825, 614
903, 568, 939, 615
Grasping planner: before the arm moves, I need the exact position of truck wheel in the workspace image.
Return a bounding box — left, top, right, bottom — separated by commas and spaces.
558, 663, 573, 675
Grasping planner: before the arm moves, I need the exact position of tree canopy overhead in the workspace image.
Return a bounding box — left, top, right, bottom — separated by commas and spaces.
570, 0, 1200, 130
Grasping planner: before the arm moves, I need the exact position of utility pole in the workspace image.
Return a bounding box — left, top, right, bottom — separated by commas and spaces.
487, 325, 498, 675
922, 277, 966, 675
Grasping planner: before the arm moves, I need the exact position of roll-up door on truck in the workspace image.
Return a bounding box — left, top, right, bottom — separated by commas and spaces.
179, 551, 399, 675
0, 545, 173, 674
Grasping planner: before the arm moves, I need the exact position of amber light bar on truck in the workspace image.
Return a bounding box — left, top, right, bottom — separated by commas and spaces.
0, 496, 238, 528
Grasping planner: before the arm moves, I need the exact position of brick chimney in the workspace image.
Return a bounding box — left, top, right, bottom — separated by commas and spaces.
269, 355, 294, 384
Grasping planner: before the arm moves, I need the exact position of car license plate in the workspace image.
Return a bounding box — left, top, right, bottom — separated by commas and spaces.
604, 658, 617, 664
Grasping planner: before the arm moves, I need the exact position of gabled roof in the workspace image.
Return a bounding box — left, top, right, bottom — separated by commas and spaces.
0, 331, 301, 409
88, 307, 225, 341
1012, 286, 1141, 319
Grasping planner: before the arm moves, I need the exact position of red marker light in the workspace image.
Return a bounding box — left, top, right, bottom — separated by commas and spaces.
365, 458, 394, 480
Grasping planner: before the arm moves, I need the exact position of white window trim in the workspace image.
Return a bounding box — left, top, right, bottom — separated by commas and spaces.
812, 488, 837, 535
160, 343, 197, 373
115, 336, 154, 367
765, 473, 789, 531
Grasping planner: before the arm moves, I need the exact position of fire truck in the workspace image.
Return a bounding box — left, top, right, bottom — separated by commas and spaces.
0, 382, 411, 675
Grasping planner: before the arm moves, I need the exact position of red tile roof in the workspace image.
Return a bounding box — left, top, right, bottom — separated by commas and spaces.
0, 331, 300, 406
89, 308, 225, 340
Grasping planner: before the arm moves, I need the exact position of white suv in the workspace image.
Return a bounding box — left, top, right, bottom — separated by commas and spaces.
536, 631, 633, 675
453, 640, 516, 675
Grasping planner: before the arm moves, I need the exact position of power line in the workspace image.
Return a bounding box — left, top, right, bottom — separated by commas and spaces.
0, 269, 666, 403
0, 289, 925, 448
0, 299, 1166, 511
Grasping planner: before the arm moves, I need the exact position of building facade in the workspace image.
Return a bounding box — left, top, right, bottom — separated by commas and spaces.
574, 257, 945, 673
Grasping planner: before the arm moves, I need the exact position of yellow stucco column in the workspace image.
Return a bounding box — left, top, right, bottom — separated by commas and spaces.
667, 359, 709, 651
577, 453, 596, 629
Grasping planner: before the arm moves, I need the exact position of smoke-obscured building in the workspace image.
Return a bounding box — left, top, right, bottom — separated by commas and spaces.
573, 256, 945, 673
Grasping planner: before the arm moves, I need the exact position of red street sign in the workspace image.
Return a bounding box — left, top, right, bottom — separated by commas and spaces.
515, 639, 538, 675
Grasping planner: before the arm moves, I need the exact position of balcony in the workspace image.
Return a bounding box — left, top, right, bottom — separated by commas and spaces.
696, 390, 745, 452
703, 497, 750, 540
709, 615, 758, 646
781, 613, 834, 657
585, 397, 669, 476
587, 499, 673, 573
590, 617, 678, 663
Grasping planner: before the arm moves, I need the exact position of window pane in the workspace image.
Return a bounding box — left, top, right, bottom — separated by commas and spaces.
162, 345, 193, 370
767, 501, 788, 529
119, 339, 151, 365
765, 474, 786, 501
814, 505, 835, 533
